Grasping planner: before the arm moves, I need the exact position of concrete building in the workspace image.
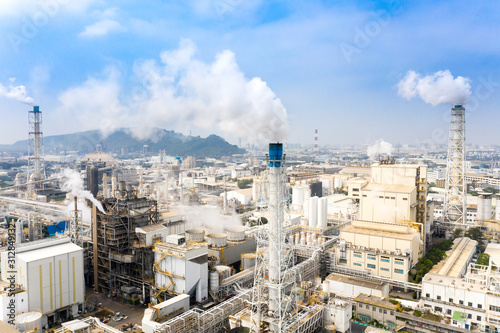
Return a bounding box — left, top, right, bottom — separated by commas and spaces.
334, 220, 422, 282
348, 163, 428, 228
354, 293, 398, 329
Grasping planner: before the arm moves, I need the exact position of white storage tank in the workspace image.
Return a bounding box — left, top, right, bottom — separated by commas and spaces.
206, 233, 227, 248
215, 265, 232, 280
185, 229, 205, 242
15, 311, 42, 332
209, 271, 220, 291
308, 197, 318, 228
226, 227, 246, 242
241, 252, 257, 270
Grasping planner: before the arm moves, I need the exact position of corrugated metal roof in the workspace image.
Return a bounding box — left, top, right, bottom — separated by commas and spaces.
17, 242, 82, 262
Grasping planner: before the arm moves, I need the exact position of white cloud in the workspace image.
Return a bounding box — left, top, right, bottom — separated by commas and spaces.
0, 81, 34, 105
79, 19, 127, 37
0, 0, 99, 17
55, 39, 289, 142
397, 70, 471, 106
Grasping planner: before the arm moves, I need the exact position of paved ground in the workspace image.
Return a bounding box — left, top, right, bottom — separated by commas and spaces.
85, 288, 147, 330
351, 321, 367, 333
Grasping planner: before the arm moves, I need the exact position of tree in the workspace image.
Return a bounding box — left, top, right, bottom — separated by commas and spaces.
465, 227, 484, 246
453, 228, 464, 238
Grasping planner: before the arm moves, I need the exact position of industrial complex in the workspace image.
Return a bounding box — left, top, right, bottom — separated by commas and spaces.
1, 103, 500, 333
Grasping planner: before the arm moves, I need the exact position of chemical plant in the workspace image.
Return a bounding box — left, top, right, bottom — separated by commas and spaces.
2, 104, 500, 333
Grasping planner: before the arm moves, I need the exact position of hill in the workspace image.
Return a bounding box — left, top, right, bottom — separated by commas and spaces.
0, 128, 245, 158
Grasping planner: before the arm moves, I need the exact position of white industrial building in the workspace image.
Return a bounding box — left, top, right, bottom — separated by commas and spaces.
0, 237, 85, 330
153, 235, 208, 303
334, 220, 422, 282
142, 294, 190, 333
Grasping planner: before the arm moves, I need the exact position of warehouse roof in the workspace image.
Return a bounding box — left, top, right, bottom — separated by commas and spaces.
17, 242, 82, 263
429, 237, 477, 278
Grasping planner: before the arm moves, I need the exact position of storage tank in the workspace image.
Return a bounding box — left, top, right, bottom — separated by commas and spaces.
226, 227, 246, 242
308, 197, 318, 228
206, 233, 227, 248
16, 220, 23, 244
185, 229, 205, 242
241, 252, 257, 270
292, 186, 305, 206
215, 265, 232, 280
209, 271, 219, 291
318, 197, 328, 228
478, 194, 492, 221
15, 311, 42, 332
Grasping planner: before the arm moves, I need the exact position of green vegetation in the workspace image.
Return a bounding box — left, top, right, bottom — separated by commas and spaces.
477, 253, 490, 266
453, 228, 464, 238
422, 313, 442, 322
0, 129, 245, 157
237, 179, 253, 189
411, 239, 453, 283
413, 310, 422, 317
465, 227, 485, 246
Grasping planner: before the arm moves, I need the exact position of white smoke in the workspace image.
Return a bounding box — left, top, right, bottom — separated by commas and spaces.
177, 205, 242, 233
56, 39, 289, 142
58, 168, 105, 213
367, 139, 393, 160
0, 80, 34, 104
397, 70, 471, 106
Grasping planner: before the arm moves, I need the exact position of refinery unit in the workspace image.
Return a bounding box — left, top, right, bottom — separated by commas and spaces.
2, 104, 500, 333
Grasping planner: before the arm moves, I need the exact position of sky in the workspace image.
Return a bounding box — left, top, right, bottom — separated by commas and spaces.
0, 0, 499, 148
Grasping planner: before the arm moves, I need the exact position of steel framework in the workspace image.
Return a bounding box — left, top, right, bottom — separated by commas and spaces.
90, 196, 159, 299
250, 143, 297, 333
444, 105, 467, 226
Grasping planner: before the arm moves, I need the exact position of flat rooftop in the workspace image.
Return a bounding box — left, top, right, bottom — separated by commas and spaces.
429, 237, 477, 278
341, 224, 415, 241
326, 273, 386, 291
354, 293, 398, 310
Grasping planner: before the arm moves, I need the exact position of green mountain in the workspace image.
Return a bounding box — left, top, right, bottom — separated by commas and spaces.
0, 128, 245, 158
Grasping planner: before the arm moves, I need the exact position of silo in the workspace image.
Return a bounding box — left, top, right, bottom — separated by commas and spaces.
308, 197, 318, 227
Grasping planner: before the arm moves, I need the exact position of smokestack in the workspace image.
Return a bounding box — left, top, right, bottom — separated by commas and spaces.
314, 129, 318, 154
268, 142, 283, 314
444, 105, 467, 225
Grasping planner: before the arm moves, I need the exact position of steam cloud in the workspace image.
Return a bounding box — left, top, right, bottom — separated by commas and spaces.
397, 70, 471, 106
58, 168, 105, 213
0, 80, 34, 104
57, 39, 289, 142
367, 139, 393, 160
177, 205, 242, 233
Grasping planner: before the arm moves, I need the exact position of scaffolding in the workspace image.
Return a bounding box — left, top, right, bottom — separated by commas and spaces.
90, 196, 159, 300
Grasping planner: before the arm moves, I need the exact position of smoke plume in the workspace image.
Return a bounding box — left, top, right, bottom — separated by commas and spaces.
56, 39, 289, 142
367, 139, 393, 160
177, 205, 242, 233
397, 70, 471, 106
58, 168, 105, 213
0, 80, 34, 104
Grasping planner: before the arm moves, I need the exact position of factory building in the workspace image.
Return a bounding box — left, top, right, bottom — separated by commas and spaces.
348, 162, 428, 228
153, 235, 208, 303
89, 193, 160, 303
0, 237, 84, 330
334, 220, 422, 282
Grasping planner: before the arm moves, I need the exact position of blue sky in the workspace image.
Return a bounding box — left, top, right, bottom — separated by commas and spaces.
0, 0, 499, 147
